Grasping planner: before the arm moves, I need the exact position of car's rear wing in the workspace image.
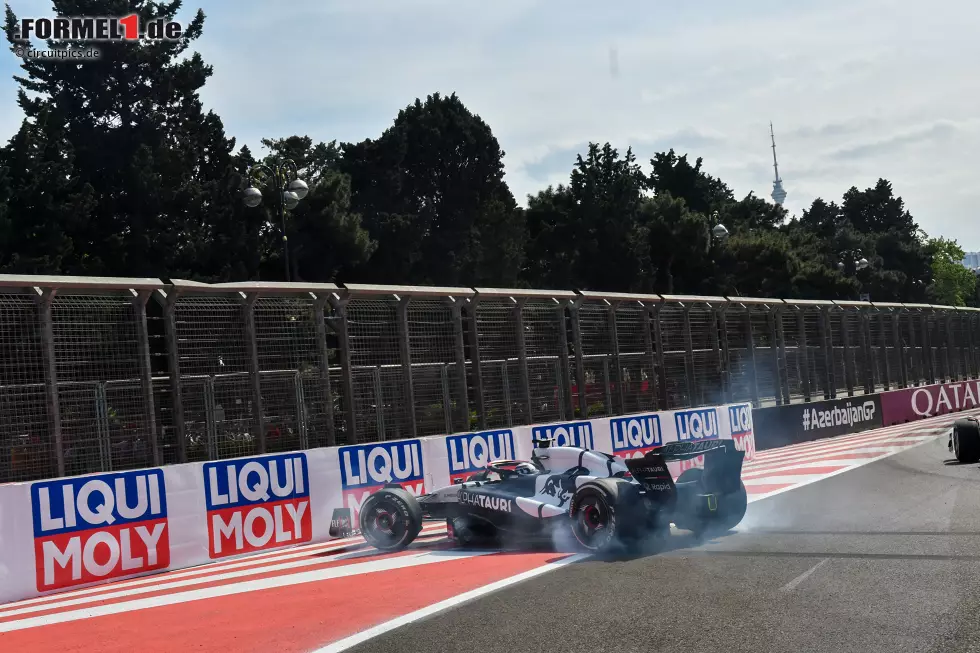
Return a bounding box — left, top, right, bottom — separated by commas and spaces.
652, 439, 740, 461
626, 439, 745, 496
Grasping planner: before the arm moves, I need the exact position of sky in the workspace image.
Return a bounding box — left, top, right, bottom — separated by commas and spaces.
2, 0, 979, 248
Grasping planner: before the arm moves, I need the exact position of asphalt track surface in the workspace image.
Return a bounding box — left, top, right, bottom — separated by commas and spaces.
349, 426, 980, 653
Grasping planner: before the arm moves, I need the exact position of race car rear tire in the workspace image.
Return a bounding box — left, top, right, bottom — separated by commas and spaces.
952, 418, 980, 463
358, 488, 423, 552
673, 468, 747, 535
568, 478, 640, 553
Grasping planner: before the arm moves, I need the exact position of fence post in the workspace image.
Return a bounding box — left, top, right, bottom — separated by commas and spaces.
132, 290, 160, 466
513, 298, 532, 424
607, 301, 625, 415
777, 306, 791, 404
328, 295, 358, 443
243, 293, 266, 454
958, 313, 969, 381
797, 308, 811, 402
556, 300, 575, 420
717, 305, 732, 404
449, 298, 469, 432
767, 306, 786, 405
741, 308, 760, 407
465, 299, 487, 430
36, 288, 64, 477
159, 289, 187, 464
570, 300, 588, 418
906, 311, 920, 386
966, 312, 980, 379
682, 304, 697, 406
395, 296, 418, 439
858, 309, 874, 394
921, 312, 935, 385
878, 312, 891, 391
641, 304, 660, 410
840, 309, 855, 397
943, 311, 960, 382
709, 305, 725, 404
312, 294, 337, 447
820, 307, 834, 399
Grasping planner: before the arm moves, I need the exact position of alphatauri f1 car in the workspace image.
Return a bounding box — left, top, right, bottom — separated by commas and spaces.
351, 438, 748, 553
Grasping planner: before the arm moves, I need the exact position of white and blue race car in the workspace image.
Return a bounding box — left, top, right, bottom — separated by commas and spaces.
346, 438, 748, 554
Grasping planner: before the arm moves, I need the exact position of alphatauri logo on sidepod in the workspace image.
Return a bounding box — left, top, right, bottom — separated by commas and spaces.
31, 470, 169, 591
203, 453, 311, 559
339, 440, 425, 519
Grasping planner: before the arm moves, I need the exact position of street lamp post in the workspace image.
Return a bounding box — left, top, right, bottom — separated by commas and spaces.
709, 214, 735, 294
243, 159, 309, 282
839, 256, 871, 300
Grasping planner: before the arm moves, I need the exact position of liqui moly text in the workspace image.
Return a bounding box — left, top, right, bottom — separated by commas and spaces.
446, 430, 515, 483
610, 413, 663, 458
31, 470, 169, 591
339, 440, 425, 519
531, 421, 594, 449
203, 453, 311, 559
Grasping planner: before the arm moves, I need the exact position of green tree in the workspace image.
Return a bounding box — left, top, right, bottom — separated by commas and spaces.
0, 109, 96, 273
840, 179, 931, 302
638, 192, 709, 295
340, 93, 523, 286
648, 149, 734, 216
524, 143, 651, 291
254, 136, 375, 282
3, 0, 257, 280
925, 237, 976, 306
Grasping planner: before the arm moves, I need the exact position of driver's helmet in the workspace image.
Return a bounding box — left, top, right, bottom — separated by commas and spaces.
511, 462, 539, 476
489, 460, 538, 476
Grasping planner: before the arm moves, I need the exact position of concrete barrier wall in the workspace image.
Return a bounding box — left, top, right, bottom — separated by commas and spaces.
0, 402, 753, 606
753, 395, 883, 451
880, 380, 980, 426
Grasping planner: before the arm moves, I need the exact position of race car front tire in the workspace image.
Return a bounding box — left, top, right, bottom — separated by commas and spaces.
358, 488, 423, 551
953, 418, 980, 463
568, 478, 641, 553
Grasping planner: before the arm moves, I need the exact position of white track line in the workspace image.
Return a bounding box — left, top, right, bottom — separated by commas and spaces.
780, 558, 830, 592
743, 430, 946, 504
0, 532, 450, 620
310, 553, 591, 653
0, 550, 496, 633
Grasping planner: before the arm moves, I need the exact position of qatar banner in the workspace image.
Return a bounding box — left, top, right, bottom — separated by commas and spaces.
880, 380, 980, 426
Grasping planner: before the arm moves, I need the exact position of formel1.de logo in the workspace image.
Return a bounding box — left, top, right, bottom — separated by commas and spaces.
12, 15, 183, 42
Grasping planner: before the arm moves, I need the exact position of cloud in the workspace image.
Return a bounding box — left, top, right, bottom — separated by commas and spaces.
1, 0, 979, 249
826, 121, 960, 160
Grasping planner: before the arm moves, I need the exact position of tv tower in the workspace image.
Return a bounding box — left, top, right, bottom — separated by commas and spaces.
770, 122, 787, 205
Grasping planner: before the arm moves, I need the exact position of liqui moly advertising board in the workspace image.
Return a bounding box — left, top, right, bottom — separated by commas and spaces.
727, 403, 756, 461
203, 453, 311, 559
609, 413, 663, 458
31, 470, 169, 591
446, 430, 515, 484
531, 421, 595, 449
339, 439, 425, 520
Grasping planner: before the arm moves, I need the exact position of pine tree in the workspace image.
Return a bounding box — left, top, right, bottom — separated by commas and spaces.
3, 0, 259, 279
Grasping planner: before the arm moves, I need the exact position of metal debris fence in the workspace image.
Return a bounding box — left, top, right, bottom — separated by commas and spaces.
1, 275, 979, 483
